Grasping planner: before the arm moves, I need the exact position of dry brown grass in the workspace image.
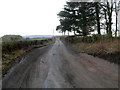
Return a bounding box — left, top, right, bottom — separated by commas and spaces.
63, 36, 120, 64
70, 39, 120, 54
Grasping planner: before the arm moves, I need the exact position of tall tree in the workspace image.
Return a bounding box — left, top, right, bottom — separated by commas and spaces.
77, 2, 96, 36
57, 10, 72, 35
94, 2, 101, 35
64, 2, 79, 35
102, 0, 114, 37
57, 2, 99, 36
114, 0, 120, 37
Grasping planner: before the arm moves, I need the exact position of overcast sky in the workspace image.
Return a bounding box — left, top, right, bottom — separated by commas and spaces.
0, 0, 119, 37
0, 0, 67, 37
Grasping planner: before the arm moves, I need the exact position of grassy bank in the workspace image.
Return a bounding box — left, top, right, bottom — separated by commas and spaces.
2, 38, 55, 76
62, 36, 120, 65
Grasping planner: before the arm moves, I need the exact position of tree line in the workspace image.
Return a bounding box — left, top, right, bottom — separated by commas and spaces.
56, 0, 120, 37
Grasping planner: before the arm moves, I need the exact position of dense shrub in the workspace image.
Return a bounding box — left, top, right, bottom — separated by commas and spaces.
65, 36, 81, 43
2, 35, 24, 42
81, 36, 92, 43
64, 34, 114, 44
81, 34, 107, 43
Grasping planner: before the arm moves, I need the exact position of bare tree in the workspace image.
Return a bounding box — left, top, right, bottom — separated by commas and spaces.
102, 0, 115, 37
114, 0, 120, 37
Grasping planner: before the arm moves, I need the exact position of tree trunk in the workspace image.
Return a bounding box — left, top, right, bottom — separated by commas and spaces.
108, 13, 112, 37
115, 1, 118, 37
68, 31, 69, 36
95, 2, 101, 35
64, 31, 65, 35
83, 25, 87, 36
105, 10, 108, 34
74, 30, 76, 35
115, 12, 117, 37
82, 4, 87, 37
107, 2, 113, 37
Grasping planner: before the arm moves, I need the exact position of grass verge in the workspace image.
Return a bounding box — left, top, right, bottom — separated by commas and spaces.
2, 39, 55, 76
62, 37, 120, 65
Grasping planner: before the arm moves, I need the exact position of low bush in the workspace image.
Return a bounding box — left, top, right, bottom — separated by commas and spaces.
65, 36, 81, 43
2, 35, 24, 42
2, 38, 54, 76
65, 34, 116, 44
2, 39, 53, 54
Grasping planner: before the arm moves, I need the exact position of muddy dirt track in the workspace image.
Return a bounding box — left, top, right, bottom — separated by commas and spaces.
2, 40, 118, 88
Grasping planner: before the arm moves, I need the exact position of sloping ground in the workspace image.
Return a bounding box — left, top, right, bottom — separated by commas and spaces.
2, 40, 118, 88
63, 37, 120, 65
2, 38, 54, 76
92, 52, 120, 65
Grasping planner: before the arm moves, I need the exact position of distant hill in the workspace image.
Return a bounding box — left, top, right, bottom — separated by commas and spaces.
23, 35, 60, 38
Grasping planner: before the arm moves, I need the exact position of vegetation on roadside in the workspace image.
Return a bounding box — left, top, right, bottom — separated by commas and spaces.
2, 35, 24, 42
56, 1, 120, 65
2, 35, 55, 76
62, 36, 120, 65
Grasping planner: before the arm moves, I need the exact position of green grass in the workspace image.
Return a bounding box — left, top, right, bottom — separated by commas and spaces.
2, 50, 26, 75
30, 38, 45, 40
56, 37, 60, 40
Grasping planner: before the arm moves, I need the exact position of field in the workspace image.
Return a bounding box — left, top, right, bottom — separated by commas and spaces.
29, 38, 45, 40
